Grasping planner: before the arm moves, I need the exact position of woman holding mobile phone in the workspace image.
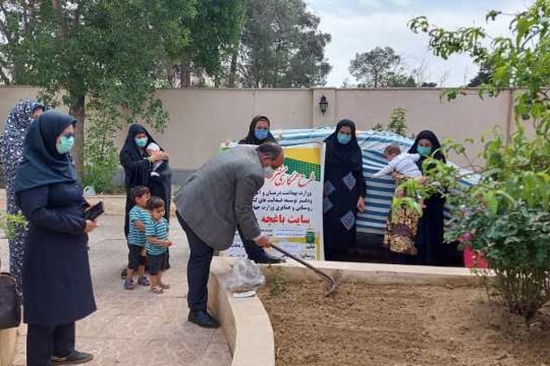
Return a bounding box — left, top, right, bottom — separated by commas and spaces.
15, 111, 98, 365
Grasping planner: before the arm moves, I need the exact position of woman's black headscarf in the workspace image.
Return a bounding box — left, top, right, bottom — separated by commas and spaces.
120, 124, 163, 161
408, 130, 446, 167
324, 119, 363, 171
239, 115, 277, 145
14, 111, 77, 193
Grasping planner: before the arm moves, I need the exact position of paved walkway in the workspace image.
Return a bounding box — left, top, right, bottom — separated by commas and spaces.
0, 215, 231, 366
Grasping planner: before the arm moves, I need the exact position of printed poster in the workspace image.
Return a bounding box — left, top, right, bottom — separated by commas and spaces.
222, 143, 325, 260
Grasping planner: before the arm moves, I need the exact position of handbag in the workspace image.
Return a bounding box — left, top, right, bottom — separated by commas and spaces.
0, 271, 21, 330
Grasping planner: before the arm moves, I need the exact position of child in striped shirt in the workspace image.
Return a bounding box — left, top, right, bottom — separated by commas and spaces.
124, 186, 151, 290
145, 196, 172, 294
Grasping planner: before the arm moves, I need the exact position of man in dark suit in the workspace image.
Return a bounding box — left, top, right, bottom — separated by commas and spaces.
174, 143, 284, 328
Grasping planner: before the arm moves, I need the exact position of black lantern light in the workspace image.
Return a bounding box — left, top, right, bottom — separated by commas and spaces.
319, 95, 328, 114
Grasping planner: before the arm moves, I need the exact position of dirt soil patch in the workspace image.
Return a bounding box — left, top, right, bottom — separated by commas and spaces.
258, 282, 550, 366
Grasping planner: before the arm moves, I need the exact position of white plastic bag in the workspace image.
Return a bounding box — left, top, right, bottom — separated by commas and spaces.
226, 258, 265, 294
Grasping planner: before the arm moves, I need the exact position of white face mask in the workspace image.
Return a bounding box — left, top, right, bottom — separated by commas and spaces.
263, 166, 275, 178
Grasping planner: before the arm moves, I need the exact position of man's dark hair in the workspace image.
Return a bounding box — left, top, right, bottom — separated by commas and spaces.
384, 144, 401, 156
146, 196, 165, 211
131, 186, 150, 202
256, 142, 283, 160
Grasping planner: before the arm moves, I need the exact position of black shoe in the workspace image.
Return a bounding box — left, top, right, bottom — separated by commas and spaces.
188, 310, 220, 329
250, 252, 283, 264
52, 351, 93, 364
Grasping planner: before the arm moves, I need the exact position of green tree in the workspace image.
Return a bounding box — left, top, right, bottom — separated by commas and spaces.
349, 47, 403, 87
467, 62, 493, 87
170, 0, 246, 87
0, 0, 195, 173
407, 1, 550, 320
229, 0, 331, 88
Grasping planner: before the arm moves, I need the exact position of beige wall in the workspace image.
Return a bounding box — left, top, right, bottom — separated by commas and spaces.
1, 86, 513, 171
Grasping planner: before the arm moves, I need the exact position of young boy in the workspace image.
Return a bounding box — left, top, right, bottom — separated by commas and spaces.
373, 144, 422, 179
145, 196, 172, 294
124, 186, 151, 290
146, 142, 165, 177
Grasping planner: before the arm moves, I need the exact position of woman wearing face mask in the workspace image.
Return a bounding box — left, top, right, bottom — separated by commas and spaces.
236, 116, 282, 263
323, 119, 366, 261
239, 115, 277, 145
120, 124, 171, 238
0, 99, 44, 296
15, 111, 98, 365
407, 130, 449, 266
119, 124, 171, 278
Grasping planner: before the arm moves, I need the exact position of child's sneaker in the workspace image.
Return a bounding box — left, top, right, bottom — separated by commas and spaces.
137, 276, 150, 286
124, 279, 135, 290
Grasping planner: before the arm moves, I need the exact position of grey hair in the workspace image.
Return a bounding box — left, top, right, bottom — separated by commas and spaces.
256, 142, 283, 160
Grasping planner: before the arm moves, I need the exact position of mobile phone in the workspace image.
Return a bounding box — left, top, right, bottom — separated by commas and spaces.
85, 201, 104, 221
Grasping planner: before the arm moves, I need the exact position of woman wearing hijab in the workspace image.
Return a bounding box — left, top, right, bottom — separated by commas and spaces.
323, 119, 366, 261
119, 124, 171, 276
407, 130, 448, 266
0, 100, 44, 294
15, 111, 98, 365
237, 115, 282, 263
120, 124, 171, 236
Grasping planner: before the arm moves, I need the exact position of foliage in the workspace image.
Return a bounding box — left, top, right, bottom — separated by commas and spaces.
0, 211, 27, 240
0, 0, 196, 170
372, 107, 408, 136
350, 47, 403, 88
468, 62, 493, 87
81, 100, 123, 194
406, 1, 550, 320
350, 46, 437, 88
229, 0, 331, 88
266, 265, 288, 297
387, 108, 407, 136
168, 0, 246, 87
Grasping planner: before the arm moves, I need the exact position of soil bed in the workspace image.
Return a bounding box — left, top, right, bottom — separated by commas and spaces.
258, 282, 550, 366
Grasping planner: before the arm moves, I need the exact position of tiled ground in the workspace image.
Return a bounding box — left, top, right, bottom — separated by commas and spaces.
0, 215, 231, 366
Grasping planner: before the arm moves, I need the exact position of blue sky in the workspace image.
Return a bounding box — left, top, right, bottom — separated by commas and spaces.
306, 0, 532, 86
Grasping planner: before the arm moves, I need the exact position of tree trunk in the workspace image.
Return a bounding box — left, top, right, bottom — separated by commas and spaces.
69, 95, 85, 175
180, 64, 191, 88
228, 50, 238, 88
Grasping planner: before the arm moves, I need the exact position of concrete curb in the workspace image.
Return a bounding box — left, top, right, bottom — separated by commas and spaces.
208, 257, 275, 366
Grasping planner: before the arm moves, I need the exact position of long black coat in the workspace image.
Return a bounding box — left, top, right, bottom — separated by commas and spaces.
18, 182, 96, 326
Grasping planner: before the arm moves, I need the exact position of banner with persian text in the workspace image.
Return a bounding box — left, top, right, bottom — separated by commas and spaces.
222, 143, 325, 260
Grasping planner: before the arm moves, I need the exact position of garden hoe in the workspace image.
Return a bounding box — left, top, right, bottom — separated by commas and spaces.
270, 244, 342, 296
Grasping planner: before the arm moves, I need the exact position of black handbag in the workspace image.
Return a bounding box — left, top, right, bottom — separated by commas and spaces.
0, 271, 21, 329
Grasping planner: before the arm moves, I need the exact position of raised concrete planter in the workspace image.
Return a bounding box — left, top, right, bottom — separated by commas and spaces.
0, 327, 17, 366
208, 257, 275, 366
208, 257, 481, 366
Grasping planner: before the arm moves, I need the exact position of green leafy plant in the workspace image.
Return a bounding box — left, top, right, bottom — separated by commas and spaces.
402, 2, 550, 321
0, 211, 27, 240
265, 265, 288, 297
372, 107, 408, 136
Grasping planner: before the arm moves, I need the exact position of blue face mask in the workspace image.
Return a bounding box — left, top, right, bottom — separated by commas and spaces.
135, 137, 148, 148
337, 133, 352, 145
254, 129, 269, 141
57, 134, 75, 154
417, 146, 432, 156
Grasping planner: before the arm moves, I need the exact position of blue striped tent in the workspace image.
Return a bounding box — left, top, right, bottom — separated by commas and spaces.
270, 128, 477, 235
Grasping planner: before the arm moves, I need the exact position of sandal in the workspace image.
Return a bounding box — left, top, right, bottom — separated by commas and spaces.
150, 286, 164, 294
138, 276, 150, 286
159, 283, 170, 289
124, 279, 135, 290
